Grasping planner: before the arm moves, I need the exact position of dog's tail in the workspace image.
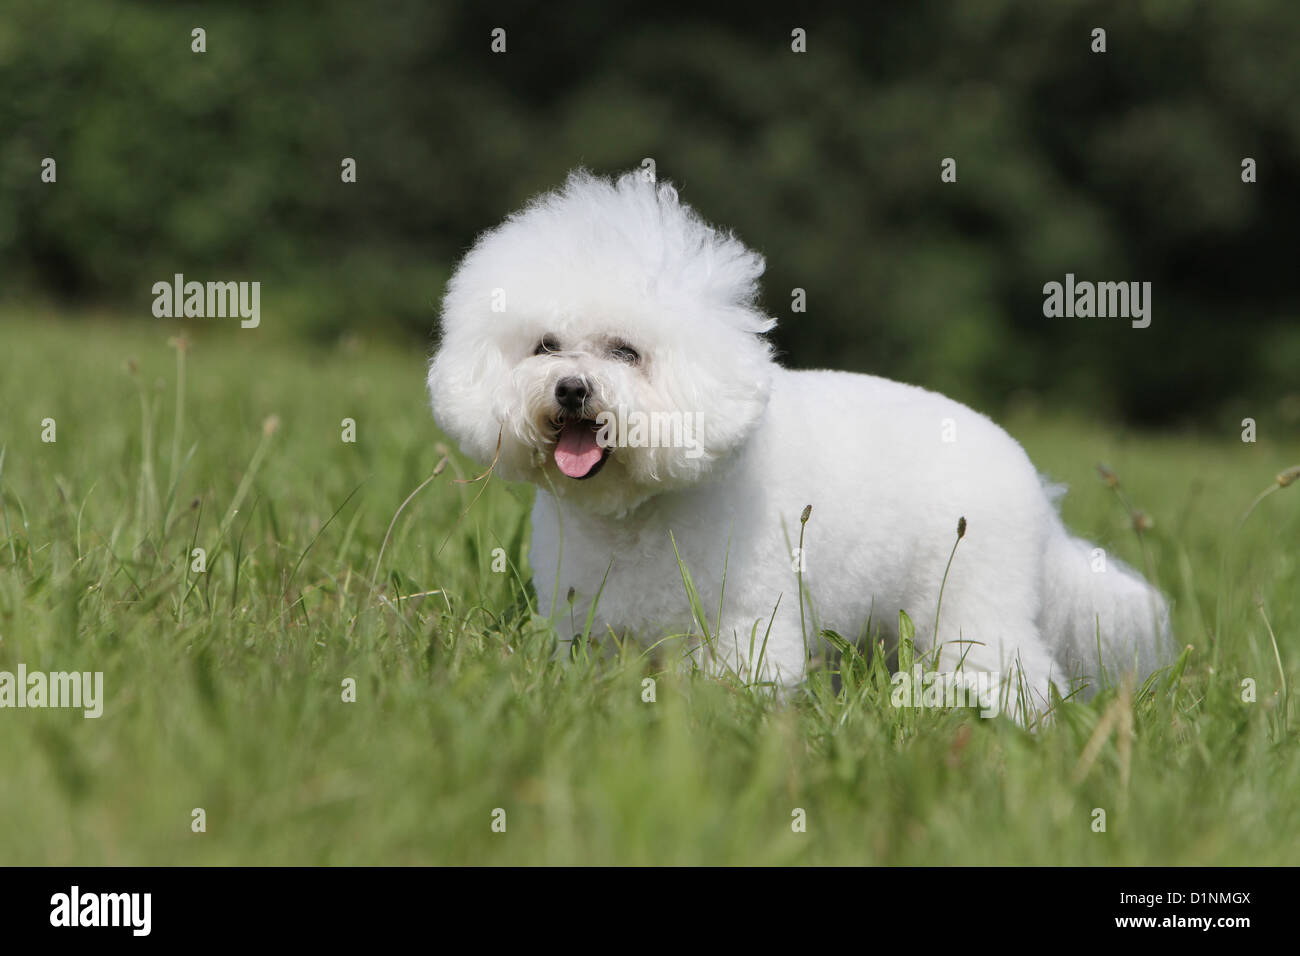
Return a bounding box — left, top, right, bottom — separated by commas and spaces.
1037, 518, 1172, 694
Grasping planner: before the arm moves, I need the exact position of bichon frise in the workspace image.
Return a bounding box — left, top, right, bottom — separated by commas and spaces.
428, 170, 1171, 719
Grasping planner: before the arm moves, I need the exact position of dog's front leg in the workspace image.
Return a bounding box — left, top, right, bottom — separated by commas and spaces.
685, 617, 810, 694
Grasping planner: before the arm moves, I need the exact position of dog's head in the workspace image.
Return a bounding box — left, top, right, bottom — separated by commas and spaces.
428, 170, 776, 515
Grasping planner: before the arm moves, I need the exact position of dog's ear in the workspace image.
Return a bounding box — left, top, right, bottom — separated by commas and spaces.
655, 318, 775, 468
427, 331, 511, 466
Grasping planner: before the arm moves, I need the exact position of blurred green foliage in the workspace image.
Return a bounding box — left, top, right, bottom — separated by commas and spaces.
3, 0, 1298, 425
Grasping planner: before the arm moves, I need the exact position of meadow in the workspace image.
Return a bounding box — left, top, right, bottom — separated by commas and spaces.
0, 313, 1296, 865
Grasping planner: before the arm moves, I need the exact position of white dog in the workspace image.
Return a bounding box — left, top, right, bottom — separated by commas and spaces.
428, 170, 1170, 719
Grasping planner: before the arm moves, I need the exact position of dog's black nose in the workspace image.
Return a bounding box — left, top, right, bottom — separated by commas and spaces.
555, 376, 589, 412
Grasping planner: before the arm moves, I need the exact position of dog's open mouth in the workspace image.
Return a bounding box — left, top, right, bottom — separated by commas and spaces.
554, 419, 610, 479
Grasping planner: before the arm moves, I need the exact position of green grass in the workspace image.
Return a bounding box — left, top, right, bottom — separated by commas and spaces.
1, 311, 1297, 865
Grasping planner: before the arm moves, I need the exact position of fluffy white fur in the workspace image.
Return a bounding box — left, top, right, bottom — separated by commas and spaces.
428, 170, 1171, 719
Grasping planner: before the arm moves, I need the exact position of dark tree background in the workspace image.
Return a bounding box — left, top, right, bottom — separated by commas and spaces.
3, 0, 1298, 426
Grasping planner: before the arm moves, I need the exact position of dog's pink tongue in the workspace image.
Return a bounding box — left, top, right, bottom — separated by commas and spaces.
555, 422, 603, 478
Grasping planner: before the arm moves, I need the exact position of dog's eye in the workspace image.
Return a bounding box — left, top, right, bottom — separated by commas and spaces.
534, 335, 560, 355
609, 341, 640, 364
